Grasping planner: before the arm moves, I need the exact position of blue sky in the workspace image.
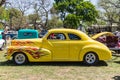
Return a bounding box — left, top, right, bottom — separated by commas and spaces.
90, 0, 98, 5
25, 0, 99, 15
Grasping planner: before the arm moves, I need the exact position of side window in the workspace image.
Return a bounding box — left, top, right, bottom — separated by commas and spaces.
47, 33, 66, 40
68, 33, 81, 40
23, 32, 33, 36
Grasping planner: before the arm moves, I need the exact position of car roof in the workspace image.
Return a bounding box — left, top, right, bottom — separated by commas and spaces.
49, 28, 83, 33
48, 28, 91, 40
18, 29, 38, 32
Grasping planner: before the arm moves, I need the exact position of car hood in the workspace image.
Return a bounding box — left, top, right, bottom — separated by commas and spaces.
11, 38, 43, 47
91, 32, 115, 40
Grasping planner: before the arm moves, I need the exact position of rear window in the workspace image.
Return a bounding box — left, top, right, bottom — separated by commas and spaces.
68, 33, 81, 40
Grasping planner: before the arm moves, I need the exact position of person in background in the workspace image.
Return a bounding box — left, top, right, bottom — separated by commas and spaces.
2, 27, 9, 45
50, 33, 55, 39
6, 35, 11, 47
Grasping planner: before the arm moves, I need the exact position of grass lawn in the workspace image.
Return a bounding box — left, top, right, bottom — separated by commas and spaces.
0, 50, 120, 80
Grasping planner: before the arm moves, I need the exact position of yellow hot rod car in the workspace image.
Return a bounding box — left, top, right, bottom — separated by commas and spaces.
5, 29, 112, 65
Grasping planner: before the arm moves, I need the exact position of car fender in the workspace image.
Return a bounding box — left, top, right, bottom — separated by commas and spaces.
79, 45, 103, 61
7, 46, 52, 61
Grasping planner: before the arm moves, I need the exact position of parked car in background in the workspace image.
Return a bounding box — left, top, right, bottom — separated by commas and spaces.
92, 32, 117, 48
113, 31, 120, 40
92, 32, 115, 45
0, 30, 5, 50
5, 29, 112, 65
92, 32, 120, 54
4, 29, 39, 40
39, 29, 48, 38
5, 30, 18, 39
17, 29, 39, 39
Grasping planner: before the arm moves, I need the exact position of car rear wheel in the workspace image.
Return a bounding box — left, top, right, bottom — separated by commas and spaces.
13, 52, 28, 65
84, 52, 98, 65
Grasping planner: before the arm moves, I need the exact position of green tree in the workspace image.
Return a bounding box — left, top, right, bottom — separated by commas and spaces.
48, 16, 63, 29
28, 13, 40, 29
31, 0, 53, 29
64, 14, 79, 29
98, 0, 120, 27
8, 0, 32, 29
0, 8, 9, 21
54, 0, 98, 28
8, 8, 27, 30
0, 7, 9, 28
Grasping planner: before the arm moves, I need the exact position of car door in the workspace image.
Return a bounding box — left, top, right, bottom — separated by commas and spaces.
68, 33, 85, 61
43, 33, 69, 61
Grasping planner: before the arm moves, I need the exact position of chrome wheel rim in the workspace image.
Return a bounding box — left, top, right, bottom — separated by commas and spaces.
15, 54, 26, 64
85, 53, 96, 64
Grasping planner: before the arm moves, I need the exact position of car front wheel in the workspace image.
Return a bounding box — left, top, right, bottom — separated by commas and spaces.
84, 52, 98, 65
13, 52, 28, 65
